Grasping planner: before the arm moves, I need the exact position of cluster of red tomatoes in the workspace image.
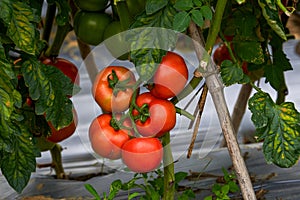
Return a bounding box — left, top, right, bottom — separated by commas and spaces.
89, 51, 189, 173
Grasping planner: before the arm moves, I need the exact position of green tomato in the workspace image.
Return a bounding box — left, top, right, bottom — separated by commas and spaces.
74, 10, 112, 46
126, 0, 146, 17
74, 0, 109, 12
103, 21, 130, 60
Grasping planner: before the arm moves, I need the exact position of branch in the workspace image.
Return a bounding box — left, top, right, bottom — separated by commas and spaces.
188, 3, 256, 200
220, 83, 253, 147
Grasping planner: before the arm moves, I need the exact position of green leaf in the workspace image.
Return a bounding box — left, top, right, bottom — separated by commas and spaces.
249, 91, 300, 168
0, 42, 15, 79
47, 0, 71, 26
21, 58, 76, 129
264, 64, 285, 92
264, 33, 292, 92
1, 123, 39, 193
235, 0, 246, 4
146, 0, 168, 15
174, 0, 194, 11
108, 180, 122, 200
128, 192, 141, 200
228, 181, 239, 192
234, 41, 264, 64
204, 196, 213, 200
232, 12, 258, 38
129, 4, 177, 81
191, 9, 204, 28
84, 184, 101, 200
193, 0, 202, 7
0, 68, 22, 121
221, 184, 230, 195
173, 11, 191, 33
220, 60, 249, 86
200, 5, 212, 20
258, 0, 287, 40
0, 0, 39, 55
269, 33, 293, 71
174, 171, 188, 184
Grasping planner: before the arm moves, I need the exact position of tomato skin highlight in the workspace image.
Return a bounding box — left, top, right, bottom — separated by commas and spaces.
74, 0, 108, 12
133, 92, 176, 138
73, 10, 112, 46
150, 51, 188, 99
47, 109, 78, 143
92, 66, 136, 113
89, 114, 131, 160
42, 57, 80, 85
121, 137, 163, 173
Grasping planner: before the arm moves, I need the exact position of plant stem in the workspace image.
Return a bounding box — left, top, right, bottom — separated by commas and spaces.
114, 0, 133, 30
175, 106, 195, 121
170, 74, 203, 104
44, 22, 72, 57
42, 3, 56, 42
50, 144, 65, 179
187, 84, 208, 158
189, 0, 257, 199
220, 83, 253, 147
162, 132, 175, 200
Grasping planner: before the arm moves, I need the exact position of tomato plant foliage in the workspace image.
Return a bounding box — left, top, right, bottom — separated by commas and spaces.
249, 91, 300, 168
0, 0, 79, 193
1, 0, 300, 196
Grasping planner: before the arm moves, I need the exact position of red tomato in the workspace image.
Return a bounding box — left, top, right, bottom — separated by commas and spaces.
47, 109, 78, 143
150, 51, 188, 99
213, 44, 249, 74
92, 66, 136, 113
242, 62, 248, 74
89, 113, 131, 160
213, 44, 232, 66
133, 92, 176, 138
121, 137, 163, 173
42, 57, 80, 85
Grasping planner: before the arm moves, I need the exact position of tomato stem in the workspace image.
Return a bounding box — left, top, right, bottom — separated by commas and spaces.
161, 132, 175, 200
171, 76, 203, 104
114, 0, 133, 30
128, 89, 142, 137
42, 3, 56, 42
276, 0, 293, 16
44, 22, 72, 57
175, 106, 195, 121
50, 143, 65, 179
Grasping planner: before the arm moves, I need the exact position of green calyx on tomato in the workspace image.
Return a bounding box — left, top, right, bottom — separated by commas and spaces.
92, 66, 137, 113
74, 0, 109, 12
150, 51, 189, 99
89, 113, 131, 160
121, 137, 163, 173
73, 10, 112, 46
107, 69, 132, 95
133, 92, 176, 138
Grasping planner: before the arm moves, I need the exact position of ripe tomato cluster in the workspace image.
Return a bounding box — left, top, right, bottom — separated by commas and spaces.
89, 51, 189, 173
